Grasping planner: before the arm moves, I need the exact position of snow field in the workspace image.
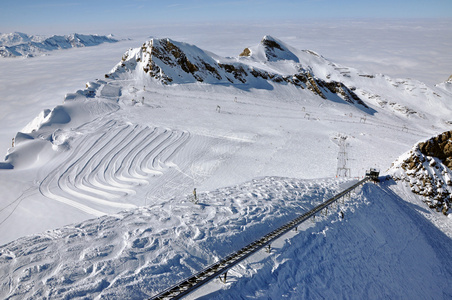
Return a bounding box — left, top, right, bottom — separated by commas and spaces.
39, 120, 190, 216
0, 177, 346, 299
190, 181, 452, 299
0, 39, 138, 154
3, 176, 450, 299
0, 74, 445, 245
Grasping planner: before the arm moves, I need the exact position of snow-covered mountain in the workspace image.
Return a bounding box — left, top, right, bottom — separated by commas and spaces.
107, 36, 370, 111
4, 35, 451, 171
0, 33, 118, 57
0, 32, 46, 47
1, 35, 452, 299
108, 35, 450, 122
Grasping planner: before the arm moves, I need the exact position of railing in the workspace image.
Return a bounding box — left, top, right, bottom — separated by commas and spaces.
150, 177, 370, 299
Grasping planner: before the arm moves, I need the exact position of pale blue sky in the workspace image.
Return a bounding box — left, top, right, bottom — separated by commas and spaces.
1, 0, 451, 34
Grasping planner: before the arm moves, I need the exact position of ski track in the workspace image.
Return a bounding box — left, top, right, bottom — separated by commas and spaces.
39, 120, 190, 216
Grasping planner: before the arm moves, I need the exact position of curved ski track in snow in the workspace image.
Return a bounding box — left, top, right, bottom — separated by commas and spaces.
39, 121, 190, 216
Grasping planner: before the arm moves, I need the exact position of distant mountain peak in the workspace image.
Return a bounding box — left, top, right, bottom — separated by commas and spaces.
258, 35, 297, 61
0, 33, 118, 57
238, 35, 300, 63
0, 32, 41, 47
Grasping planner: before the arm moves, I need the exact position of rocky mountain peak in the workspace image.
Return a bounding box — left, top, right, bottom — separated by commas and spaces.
261, 35, 284, 50
260, 35, 299, 62
107, 36, 371, 111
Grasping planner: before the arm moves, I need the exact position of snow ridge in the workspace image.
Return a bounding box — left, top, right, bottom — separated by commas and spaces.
0, 33, 118, 57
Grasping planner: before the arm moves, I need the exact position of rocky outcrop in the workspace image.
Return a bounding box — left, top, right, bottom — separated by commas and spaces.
418, 131, 452, 169
239, 48, 251, 57
260, 36, 299, 62
390, 131, 452, 215
138, 39, 222, 84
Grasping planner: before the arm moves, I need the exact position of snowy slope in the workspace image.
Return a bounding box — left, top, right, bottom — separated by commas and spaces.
0, 177, 340, 299
1, 178, 451, 299
194, 181, 452, 300
0, 33, 118, 57
1, 35, 451, 243
0, 35, 452, 299
436, 75, 452, 95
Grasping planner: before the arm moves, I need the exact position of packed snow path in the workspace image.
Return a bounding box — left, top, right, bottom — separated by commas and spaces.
39, 120, 190, 216
150, 177, 369, 299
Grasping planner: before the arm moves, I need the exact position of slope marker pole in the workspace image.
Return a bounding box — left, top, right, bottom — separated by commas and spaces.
219, 271, 227, 283
265, 244, 271, 253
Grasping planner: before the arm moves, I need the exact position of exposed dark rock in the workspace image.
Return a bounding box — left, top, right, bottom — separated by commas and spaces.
321, 81, 370, 108
262, 38, 284, 51
392, 131, 452, 215
359, 74, 375, 78
239, 48, 251, 57
259, 36, 299, 62
202, 62, 222, 80
219, 64, 247, 83
418, 131, 452, 169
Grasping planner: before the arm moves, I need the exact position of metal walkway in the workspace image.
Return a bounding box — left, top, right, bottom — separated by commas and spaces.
150, 177, 370, 299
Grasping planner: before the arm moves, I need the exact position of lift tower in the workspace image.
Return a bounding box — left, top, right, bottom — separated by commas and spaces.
336, 136, 350, 177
